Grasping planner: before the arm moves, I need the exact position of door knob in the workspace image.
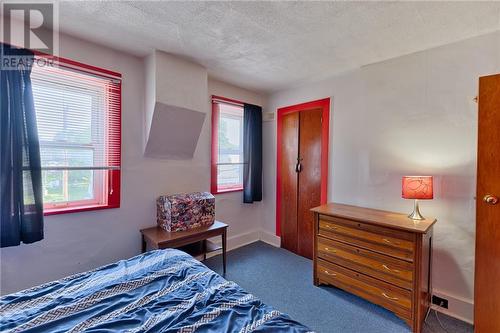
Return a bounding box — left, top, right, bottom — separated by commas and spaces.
295, 157, 303, 173
483, 195, 499, 205
295, 162, 302, 173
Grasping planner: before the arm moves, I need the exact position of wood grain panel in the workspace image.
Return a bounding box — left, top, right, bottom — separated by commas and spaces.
475, 73, 500, 333
317, 236, 414, 290
297, 109, 322, 259
312, 203, 436, 233
415, 230, 431, 333
317, 258, 412, 320
280, 112, 299, 253
318, 218, 415, 261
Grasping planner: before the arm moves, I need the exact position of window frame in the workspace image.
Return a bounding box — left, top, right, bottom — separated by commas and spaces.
211, 95, 245, 195
33, 53, 122, 216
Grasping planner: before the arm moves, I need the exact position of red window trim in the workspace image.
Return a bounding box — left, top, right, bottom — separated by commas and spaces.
32, 50, 122, 79
44, 200, 120, 216
211, 96, 245, 195
34, 53, 122, 216
275, 98, 330, 237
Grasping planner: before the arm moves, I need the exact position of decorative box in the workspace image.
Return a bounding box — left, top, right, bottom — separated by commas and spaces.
157, 192, 215, 232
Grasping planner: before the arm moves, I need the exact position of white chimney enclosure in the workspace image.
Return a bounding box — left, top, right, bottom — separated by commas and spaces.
144, 50, 208, 159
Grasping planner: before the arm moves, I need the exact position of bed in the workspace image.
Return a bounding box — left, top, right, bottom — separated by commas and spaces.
0, 249, 313, 333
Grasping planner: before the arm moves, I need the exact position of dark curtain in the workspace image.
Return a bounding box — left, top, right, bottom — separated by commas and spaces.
1, 44, 44, 247
243, 103, 262, 203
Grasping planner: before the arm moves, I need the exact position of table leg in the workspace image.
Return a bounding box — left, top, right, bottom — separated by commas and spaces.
222, 228, 227, 275
141, 235, 146, 253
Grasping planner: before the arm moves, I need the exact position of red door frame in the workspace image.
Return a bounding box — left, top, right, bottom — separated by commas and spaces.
276, 98, 330, 237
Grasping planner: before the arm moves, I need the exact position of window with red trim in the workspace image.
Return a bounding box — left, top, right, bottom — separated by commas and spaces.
31, 56, 121, 215
211, 97, 244, 194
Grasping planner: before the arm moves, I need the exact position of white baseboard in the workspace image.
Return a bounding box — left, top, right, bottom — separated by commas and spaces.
205, 230, 260, 259
226, 230, 261, 250
259, 230, 281, 247
431, 289, 474, 325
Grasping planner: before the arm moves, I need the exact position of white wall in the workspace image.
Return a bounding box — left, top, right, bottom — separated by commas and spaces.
0, 33, 266, 295
262, 31, 500, 323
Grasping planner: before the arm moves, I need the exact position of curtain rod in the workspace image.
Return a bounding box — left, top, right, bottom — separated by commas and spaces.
212, 95, 245, 107
31, 50, 122, 82
58, 63, 122, 84
23, 166, 120, 171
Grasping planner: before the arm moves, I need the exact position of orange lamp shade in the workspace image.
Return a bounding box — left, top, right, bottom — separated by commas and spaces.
402, 176, 433, 200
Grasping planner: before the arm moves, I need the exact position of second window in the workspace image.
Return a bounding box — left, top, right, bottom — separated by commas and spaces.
211, 97, 244, 193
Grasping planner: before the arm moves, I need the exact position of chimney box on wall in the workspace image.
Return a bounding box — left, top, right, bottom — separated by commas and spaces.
144, 50, 208, 159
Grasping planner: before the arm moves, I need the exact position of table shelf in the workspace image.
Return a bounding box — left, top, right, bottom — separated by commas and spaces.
178, 240, 222, 258
140, 221, 228, 274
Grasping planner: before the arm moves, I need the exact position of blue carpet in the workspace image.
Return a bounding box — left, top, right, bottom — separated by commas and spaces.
204, 241, 473, 333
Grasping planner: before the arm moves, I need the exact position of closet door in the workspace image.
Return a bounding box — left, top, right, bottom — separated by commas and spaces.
297, 109, 322, 259
280, 112, 299, 253
475, 74, 500, 333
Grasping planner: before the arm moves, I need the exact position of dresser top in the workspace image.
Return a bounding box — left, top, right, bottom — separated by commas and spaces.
311, 203, 436, 233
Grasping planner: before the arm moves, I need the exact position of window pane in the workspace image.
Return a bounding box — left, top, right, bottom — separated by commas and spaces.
42, 170, 64, 203
39, 147, 95, 204
32, 83, 94, 145
40, 147, 94, 168
68, 170, 93, 201
40, 147, 65, 167
216, 102, 244, 190
219, 117, 243, 160
217, 164, 243, 190
67, 149, 94, 167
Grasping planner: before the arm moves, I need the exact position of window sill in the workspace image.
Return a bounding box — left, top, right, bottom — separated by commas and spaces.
44, 203, 120, 216
212, 188, 243, 195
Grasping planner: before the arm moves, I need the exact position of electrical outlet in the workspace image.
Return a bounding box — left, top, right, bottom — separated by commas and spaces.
432, 295, 449, 309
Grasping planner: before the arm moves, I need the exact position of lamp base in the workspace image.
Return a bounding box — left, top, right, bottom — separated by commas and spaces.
408, 199, 425, 220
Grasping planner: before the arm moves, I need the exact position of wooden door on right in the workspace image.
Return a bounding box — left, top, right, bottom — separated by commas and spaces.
475, 74, 500, 333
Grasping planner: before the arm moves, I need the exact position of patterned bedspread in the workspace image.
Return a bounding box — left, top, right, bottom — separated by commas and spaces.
0, 249, 313, 333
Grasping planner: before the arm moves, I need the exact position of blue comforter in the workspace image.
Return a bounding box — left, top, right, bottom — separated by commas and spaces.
0, 249, 313, 333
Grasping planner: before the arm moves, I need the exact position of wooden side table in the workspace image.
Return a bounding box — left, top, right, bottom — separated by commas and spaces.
140, 221, 228, 274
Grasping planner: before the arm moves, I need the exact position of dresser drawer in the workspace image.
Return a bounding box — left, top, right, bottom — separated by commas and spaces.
318, 215, 415, 261
317, 236, 414, 290
317, 258, 412, 320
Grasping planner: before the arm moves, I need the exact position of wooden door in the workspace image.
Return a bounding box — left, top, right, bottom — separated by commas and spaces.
280, 109, 323, 259
475, 74, 500, 333
297, 109, 322, 259
280, 112, 299, 253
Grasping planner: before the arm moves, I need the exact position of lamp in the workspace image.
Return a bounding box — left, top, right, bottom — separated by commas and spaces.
402, 176, 433, 220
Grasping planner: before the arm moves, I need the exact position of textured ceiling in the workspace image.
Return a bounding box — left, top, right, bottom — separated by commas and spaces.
57, 1, 500, 93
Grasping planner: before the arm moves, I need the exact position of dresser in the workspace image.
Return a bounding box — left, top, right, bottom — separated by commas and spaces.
311, 203, 436, 333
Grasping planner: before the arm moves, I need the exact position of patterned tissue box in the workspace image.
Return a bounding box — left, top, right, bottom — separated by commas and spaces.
157, 192, 215, 232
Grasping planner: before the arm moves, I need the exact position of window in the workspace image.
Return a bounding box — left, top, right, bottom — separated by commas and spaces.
211, 96, 244, 194
31, 56, 121, 214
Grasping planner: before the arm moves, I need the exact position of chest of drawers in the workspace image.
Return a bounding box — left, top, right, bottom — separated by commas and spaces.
312, 203, 436, 333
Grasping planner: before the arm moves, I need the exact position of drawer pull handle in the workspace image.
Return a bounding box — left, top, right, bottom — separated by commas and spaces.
382, 264, 400, 273
382, 292, 399, 301
324, 270, 337, 276
382, 238, 400, 245
324, 247, 337, 253
325, 225, 338, 230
